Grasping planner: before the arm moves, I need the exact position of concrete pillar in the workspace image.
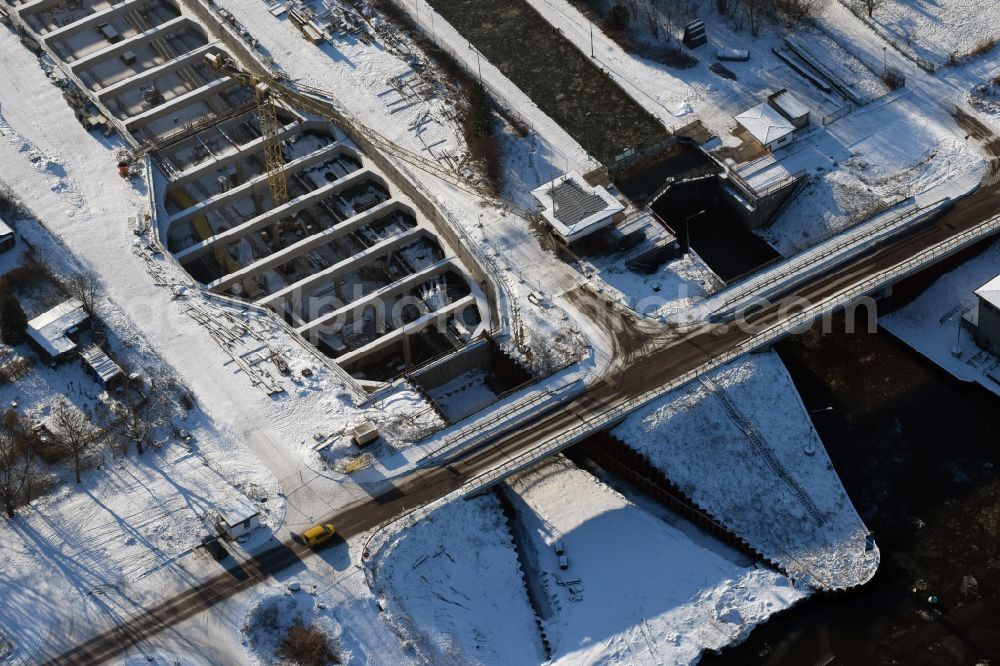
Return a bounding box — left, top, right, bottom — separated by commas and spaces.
334, 295, 476, 368
294, 257, 457, 337
123, 77, 231, 129
45, 0, 150, 42
96, 43, 216, 101
165, 141, 356, 231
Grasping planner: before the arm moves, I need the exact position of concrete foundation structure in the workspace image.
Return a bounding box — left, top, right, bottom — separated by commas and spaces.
12, 0, 495, 382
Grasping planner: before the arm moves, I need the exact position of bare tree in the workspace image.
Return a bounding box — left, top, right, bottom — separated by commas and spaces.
51, 400, 98, 484
743, 0, 765, 36
66, 271, 100, 315
0, 410, 32, 518
860, 0, 880, 17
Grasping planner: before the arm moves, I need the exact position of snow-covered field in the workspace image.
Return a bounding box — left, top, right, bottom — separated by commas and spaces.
370, 493, 545, 664
507, 456, 806, 665
0, 218, 287, 664
757, 86, 986, 255
613, 351, 879, 589
860, 0, 1000, 66
881, 238, 1000, 398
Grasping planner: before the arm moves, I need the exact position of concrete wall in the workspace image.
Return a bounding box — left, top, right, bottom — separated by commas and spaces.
977, 297, 1000, 355
182, 0, 501, 334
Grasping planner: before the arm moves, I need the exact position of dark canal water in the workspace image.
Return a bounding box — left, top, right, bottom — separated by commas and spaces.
701, 317, 1000, 666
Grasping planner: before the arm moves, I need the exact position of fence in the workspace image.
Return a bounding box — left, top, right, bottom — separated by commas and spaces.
362, 210, 1000, 582
822, 103, 853, 126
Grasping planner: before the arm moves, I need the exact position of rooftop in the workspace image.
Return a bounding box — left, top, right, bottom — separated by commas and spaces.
975, 274, 1000, 310
80, 345, 123, 385
769, 89, 809, 120
26, 298, 88, 358
735, 102, 795, 147
531, 171, 624, 243
0, 215, 12, 237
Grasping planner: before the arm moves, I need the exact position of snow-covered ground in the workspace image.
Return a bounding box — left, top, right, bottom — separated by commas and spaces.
856, 0, 1000, 67
369, 493, 545, 664
613, 351, 879, 589
526, 0, 991, 258
506, 456, 806, 665
0, 216, 288, 664
881, 238, 1000, 398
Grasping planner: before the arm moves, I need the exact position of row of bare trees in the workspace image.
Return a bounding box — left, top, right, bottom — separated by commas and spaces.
0, 371, 169, 518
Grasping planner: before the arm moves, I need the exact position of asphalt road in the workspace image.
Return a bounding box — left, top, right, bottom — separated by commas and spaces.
44, 180, 1000, 665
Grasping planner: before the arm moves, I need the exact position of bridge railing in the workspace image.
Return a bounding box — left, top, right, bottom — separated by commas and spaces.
711, 197, 932, 314
362, 211, 1000, 583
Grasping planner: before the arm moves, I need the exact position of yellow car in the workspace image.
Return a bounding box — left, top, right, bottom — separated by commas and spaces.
302, 523, 336, 547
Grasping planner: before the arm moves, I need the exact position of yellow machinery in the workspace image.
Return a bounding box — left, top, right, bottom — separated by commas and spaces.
203, 53, 490, 199
253, 81, 289, 208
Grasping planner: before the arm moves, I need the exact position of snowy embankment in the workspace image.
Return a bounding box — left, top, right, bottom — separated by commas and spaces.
857, 0, 1000, 67
760, 92, 986, 256
881, 237, 1000, 398
505, 456, 806, 665
613, 351, 879, 590
369, 493, 545, 665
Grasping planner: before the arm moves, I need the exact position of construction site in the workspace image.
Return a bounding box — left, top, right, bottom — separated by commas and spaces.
3, 0, 1000, 662
11, 0, 497, 383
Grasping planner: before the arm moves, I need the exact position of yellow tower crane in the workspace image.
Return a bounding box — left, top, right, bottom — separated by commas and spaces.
203, 53, 491, 200
207, 53, 290, 208
254, 81, 289, 207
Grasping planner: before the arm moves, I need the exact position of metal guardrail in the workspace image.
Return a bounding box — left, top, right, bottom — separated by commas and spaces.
362, 211, 1000, 576
714, 197, 929, 313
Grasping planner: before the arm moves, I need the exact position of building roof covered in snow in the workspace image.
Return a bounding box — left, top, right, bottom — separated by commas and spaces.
80, 345, 123, 386
735, 102, 795, 148
0, 215, 12, 238
217, 493, 261, 528
26, 298, 88, 359
975, 275, 1000, 310
531, 171, 625, 243
768, 89, 809, 122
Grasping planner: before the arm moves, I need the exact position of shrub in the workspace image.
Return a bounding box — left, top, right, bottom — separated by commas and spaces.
0, 295, 28, 346
279, 624, 341, 666
608, 3, 630, 34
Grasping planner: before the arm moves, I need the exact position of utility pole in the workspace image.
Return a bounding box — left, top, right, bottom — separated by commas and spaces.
590, 23, 595, 58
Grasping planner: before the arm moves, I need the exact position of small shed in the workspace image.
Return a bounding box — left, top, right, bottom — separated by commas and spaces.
26, 298, 89, 362
80, 344, 124, 388
767, 89, 810, 129
734, 102, 795, 152
971, 275, 1000, 355
531, 171, 625, 244
0, 216, 13, 254
217, 497, 262, 539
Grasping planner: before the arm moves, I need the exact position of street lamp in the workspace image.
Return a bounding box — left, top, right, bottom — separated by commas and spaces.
809, 406, 834, 414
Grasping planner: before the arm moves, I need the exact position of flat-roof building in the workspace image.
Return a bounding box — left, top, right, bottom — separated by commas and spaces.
217, 497, 262, 539
0, 215, 14, 254
80, 345, 124, 388
969, 275, 1000, 355
767, 89, 810, 129
26, 298, 89, 361
531, 171, 625, 244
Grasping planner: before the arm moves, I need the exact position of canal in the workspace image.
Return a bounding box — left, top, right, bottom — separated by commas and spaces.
701, 315, 1000, 666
